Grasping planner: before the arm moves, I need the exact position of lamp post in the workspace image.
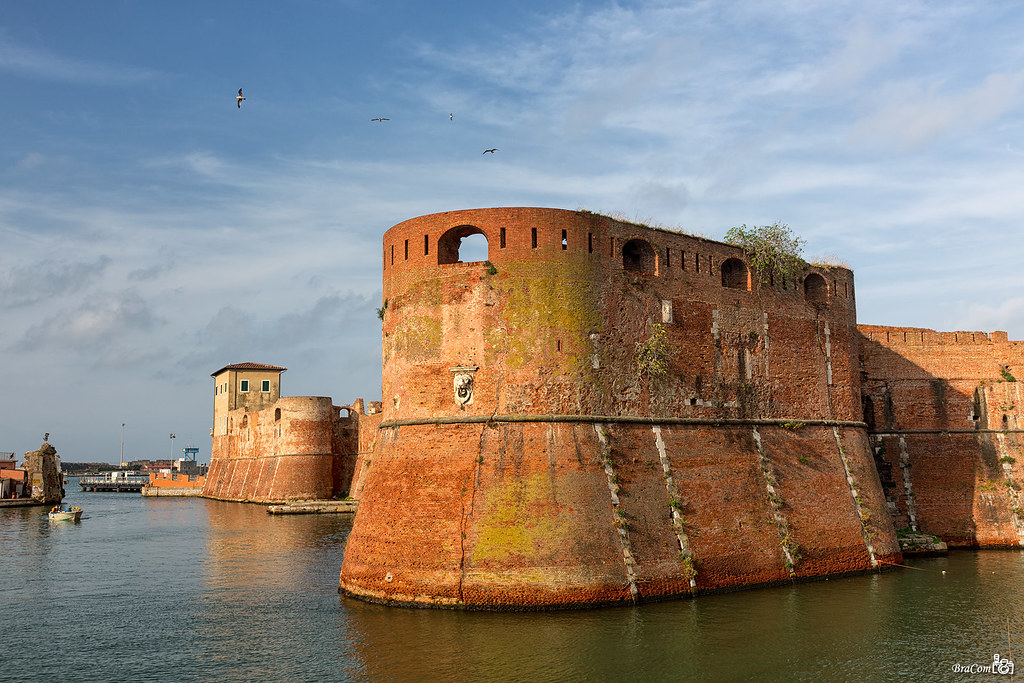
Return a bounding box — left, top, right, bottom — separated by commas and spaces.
120, 423, 125, 468
169, 433, 176, 462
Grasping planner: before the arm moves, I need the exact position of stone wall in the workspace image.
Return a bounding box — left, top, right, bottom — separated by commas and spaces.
859, 325, 1024, 546
23, 442, 63, 503
203, 396, 365, 503
339, 208, 898, 609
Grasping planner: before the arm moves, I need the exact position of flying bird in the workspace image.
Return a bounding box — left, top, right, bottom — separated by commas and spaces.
450, 113, 453, 121
371, 117, 390, 122
236, 89, 245, 108
483, 148, 498, 154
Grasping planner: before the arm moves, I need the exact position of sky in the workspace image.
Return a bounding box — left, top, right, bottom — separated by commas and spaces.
3, 1, 1024, 464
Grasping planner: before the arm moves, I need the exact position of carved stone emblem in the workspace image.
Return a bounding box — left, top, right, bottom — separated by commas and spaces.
450, 366, 478, 406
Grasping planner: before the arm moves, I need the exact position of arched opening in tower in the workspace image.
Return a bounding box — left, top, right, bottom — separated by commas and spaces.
721, 257, 750, 290
438, 225, 489, 264
622, 238, 655, 275
804, 273, 828, 304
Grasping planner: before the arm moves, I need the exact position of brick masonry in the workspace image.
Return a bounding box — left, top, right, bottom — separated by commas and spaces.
338, 208, 900, 609
203, 370, 383, 503
205, 207, 1024, 608
859, 325, 1024, 546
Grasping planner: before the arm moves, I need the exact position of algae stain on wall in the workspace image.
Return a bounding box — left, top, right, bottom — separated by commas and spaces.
393, 315, 443, 361
470, 472, 581, 565
497, 262, 604, 372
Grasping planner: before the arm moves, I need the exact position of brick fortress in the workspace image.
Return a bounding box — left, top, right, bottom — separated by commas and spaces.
202, 362, 381, 502
205, 207, 1024, 610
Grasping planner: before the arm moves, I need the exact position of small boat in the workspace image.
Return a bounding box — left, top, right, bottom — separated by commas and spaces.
48, 505, 82, 521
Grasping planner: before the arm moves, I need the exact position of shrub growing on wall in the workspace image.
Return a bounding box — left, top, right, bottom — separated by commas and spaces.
636, 323, 670, 380
724, 222, 806, 283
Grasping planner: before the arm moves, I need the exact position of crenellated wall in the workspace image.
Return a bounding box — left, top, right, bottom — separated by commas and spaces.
859, 325, 1024, 546
339, 208, 898, 610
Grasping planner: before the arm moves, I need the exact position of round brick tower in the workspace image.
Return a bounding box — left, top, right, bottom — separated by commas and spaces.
339, 207, 899, 609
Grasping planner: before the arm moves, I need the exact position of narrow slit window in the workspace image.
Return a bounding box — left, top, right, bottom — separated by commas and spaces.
681, 251, 686, 270
390, 245, 394, 265
665, 247, 671, 268
561, 229, 567, 250
695, 252, 700, 273
588, 232, 593, 253
424, 234, 429, 255
531, 227, 538, 248
404, 239, 409, 260
500, 227, 506, 248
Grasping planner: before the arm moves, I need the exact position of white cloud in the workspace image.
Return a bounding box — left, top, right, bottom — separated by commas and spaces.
0, 37, 159, 85
1, 255, 111, 306
16, 290, 162, 352
851, 70, 1024, 150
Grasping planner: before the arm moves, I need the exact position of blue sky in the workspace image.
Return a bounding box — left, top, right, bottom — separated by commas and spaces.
3, 1, 1024, 464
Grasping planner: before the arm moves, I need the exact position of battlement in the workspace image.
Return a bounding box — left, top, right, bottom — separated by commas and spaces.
382, 208, 855, 310
859, 325, 1011, 346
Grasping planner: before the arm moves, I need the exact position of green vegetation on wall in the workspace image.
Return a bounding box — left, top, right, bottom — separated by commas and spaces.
724, 222, 806, 283
635, 323, 670, 380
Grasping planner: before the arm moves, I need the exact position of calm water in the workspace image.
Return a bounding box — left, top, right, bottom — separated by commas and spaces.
3, 482, 1024, 682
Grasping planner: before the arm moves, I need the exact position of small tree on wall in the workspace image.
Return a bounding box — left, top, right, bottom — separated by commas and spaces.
636, 323, 670, 380
724, 222, 806, 283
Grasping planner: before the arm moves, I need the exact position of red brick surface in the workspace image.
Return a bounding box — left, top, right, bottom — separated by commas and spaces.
204, 396, 364, 503
860, 326, 1024, 547
339, 208, 896, 609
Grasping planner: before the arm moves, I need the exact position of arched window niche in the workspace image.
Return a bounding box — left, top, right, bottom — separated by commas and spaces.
804, 273, 828, 304
438, 225, 489, 264
721, 258, 750, 290
622, 238, 656, 275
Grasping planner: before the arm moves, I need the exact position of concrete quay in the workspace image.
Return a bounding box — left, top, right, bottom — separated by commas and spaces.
0, 499, 48, 508
141, 485, 203, 497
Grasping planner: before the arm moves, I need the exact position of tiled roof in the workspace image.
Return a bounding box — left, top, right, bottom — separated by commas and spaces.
210, 362, 287, 377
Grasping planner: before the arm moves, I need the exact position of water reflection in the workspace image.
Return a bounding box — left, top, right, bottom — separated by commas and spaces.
6, 485, 1024, 682
195, 500, 357, 682
340, 555, 1024, 682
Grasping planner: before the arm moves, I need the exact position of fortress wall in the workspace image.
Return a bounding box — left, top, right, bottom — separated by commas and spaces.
377, 208, 859, 423
341, 208, 897, 609
350, 409, 385, 499
204, 396, 343, 503
340, 405, 383, 500
341, 420, 894, 608
860, 325, 1024, 546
